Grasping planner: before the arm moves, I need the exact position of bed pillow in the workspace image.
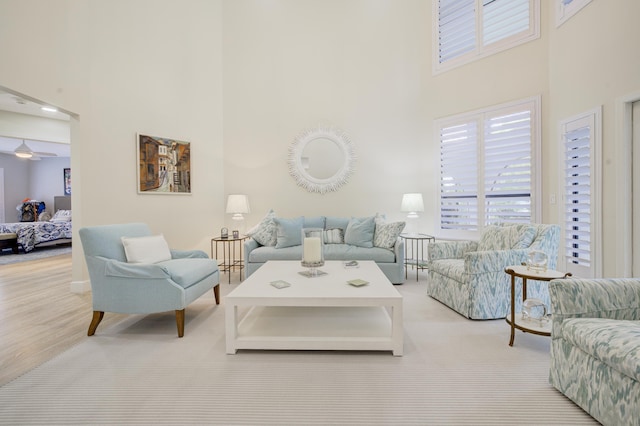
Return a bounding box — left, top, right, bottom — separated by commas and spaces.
246, 209, 277, 247
121, 234, 172, 264
51, 209, 72, 223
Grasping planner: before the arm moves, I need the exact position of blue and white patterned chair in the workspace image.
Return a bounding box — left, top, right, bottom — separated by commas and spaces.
549, 278, 640, 425
427, 224, 560, 319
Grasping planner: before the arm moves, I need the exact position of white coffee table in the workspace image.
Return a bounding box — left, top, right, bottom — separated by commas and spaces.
225, 260, 403, 356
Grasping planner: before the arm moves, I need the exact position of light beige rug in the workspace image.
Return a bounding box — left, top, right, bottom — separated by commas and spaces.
0, 278, 596, 425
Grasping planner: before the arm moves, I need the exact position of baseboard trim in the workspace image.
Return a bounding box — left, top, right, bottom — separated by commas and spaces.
70, 280, 91, 294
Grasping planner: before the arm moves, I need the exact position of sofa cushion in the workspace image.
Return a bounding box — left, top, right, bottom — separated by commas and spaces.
326, 216, 350, 235
344, 216, 375, 248
561, 318, 640, 382
248, 244, 396, 263
374, 217, 405, 250
303, 216, 325, 229
274, 216, 303, 248
247, 209, 277, 247
429, 259, 468, 283
478, 224, 536, 251
156, 258, 218, 289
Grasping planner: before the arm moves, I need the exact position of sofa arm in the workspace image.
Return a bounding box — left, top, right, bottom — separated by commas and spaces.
244, 238, 260, 265
170, 249, 209, 259
429, 240, 478, 262
464, 249, 530, 274
550, 278, 640, 321
102, 258, 172, 279
393, 237, 405, 264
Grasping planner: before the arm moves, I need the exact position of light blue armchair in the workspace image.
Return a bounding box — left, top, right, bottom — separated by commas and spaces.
427, 223, 560, 319
79, 223, 220, 338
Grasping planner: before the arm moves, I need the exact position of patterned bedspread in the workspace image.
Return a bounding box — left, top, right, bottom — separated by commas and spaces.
0, 221, 72, 253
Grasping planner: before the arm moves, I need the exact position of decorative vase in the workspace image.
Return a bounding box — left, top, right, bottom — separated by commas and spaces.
300, 228, 325, 277
522, 298, 549, 326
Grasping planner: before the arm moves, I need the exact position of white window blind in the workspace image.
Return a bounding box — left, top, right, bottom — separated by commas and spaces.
435, 0, 539, 73
438, 98, 538, 237
440, 121, 479, 230
484, 109, 532, 224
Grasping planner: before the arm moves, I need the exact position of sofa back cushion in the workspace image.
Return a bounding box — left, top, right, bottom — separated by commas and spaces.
325, 216, 350, 235
478, 224, 536, 251
304, 216, 325, 229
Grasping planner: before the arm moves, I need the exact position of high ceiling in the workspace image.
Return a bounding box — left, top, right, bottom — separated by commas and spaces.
0, 87, 70, 158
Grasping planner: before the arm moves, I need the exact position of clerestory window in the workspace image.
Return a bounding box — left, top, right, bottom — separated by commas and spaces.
434, 0, 540, 73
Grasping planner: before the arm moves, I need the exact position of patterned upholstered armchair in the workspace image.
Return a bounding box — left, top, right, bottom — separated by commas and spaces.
427, 223, 560, 319
549, 278, 640, 425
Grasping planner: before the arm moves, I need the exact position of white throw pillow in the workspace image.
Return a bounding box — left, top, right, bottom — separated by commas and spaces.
121, 234, 172, 264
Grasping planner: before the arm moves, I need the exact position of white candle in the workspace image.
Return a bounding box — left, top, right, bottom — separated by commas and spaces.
303, 237, 322, 263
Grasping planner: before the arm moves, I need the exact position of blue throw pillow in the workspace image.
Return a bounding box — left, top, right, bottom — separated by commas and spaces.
274, 216, 304, 248
344, 216, 375, 248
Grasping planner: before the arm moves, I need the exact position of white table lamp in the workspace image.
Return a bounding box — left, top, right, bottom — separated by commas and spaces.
401, 193, 424, 219
226, 194, 250, 221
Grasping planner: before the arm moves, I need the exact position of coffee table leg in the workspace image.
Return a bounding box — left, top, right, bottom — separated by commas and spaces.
225, 303, 238, 354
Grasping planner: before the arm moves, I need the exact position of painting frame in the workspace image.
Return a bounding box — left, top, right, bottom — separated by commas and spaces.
136, 133, 192, 195
63, 168, 71, 196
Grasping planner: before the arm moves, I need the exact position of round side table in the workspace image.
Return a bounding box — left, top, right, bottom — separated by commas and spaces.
504, 264, 572, 346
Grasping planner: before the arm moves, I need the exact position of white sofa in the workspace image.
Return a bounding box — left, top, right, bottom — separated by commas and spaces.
243, 212, 406, 284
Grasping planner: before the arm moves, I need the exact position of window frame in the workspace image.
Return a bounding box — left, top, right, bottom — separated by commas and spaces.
433, 0, 541, 74
435, 96, 541, 241
559, 107, 602, 278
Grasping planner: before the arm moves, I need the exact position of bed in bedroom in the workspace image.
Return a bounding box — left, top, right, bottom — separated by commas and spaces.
0, 196, 72, 253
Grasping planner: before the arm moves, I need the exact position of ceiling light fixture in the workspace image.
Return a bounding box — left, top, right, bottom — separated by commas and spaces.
14, 141, 33, 159
41, 106, 57, 113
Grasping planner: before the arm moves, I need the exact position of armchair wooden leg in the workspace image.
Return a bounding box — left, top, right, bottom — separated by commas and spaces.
88, 311, 104, 336
175, 309, 185, 338
213, 284, 220, 305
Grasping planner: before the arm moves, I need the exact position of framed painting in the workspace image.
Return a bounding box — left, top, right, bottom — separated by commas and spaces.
63, 168, 71, 195
137, 134, 191, 194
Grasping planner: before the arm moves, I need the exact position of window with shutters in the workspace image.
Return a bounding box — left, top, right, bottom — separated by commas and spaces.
436, 97, 540, 240
556, 0, 592, 27
434, 0, 540, 73
561, 108, 601, 278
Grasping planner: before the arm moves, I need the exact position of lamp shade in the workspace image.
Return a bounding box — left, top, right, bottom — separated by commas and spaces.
226, 194, 250, 220
401, 193, 424, 218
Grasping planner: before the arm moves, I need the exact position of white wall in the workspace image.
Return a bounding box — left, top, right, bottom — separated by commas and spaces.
222, 0, 431, 229
0, 0, 638, 281
546, 0, 640, 276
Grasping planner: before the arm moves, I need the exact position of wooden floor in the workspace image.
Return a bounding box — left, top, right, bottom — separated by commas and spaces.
0, 253, 125, 386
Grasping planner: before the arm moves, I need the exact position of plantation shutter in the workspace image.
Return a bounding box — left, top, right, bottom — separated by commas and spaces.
484, 108, 532, 224
483, 0, 531, 46
440, 121, 479, 230
438, 0, 476, 63
563, 119, 592, 269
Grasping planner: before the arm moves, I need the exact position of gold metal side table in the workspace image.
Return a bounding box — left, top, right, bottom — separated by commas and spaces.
211, 235, 248, 284
400, 233, 435, 281
504, 264, 571, 346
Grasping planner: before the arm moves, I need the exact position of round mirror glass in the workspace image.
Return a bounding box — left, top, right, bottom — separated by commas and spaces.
302, 137, 343, 179
288, 126, 356, 194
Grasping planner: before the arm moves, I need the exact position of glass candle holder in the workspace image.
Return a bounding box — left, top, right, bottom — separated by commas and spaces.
301, 228, 325, 277
526, 250, 548, 272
